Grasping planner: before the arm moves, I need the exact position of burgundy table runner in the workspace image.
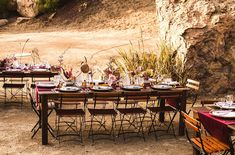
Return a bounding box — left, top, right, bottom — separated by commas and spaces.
36, 86, 54, 106
198, 111, 235, 145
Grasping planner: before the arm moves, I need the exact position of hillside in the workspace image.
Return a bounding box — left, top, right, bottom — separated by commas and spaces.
0, 0, 157, 35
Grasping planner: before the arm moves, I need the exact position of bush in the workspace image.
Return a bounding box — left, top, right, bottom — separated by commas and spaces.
0, 0, 9, 18
0, 0, 8, 8
36, 0, 59, 13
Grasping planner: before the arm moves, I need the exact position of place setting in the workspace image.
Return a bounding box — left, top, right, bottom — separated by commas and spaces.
90, 85, 113, 92
119, 74, 144, 91
210, 95, 235, 118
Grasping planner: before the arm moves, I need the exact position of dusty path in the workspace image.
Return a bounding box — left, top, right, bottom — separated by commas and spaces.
0, 106, 192, 155
0, 30, 157, 71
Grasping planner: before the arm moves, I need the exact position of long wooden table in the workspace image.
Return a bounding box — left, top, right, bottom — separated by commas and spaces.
38, 87, 189, 145
0, 70, 58, 79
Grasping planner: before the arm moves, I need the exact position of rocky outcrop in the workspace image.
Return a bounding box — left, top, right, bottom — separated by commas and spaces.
156, 0, 235, 95
16, 0, 39, 18
0, 19, 8, 27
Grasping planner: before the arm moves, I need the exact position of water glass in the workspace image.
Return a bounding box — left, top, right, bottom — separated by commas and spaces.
226, 94, 234, 106
219, 97, 226, 102
53, 75, 62, 87
138, 77, 145, 86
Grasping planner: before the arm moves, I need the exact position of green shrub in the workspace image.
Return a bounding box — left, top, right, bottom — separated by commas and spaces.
36, 0, 59, 13
0, 0, 9, 11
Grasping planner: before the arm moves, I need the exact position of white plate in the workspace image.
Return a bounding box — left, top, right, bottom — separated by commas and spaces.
59, 86, 81, 92
37, 82, 55, 88
32, 68, 48, 72
160, 81, 179, 86
91, 86, 113, 91
151, 84, 172, 90
6, 69, 22, 72
210, 110, 235, 118
122, 85, 143, 91
92, 79, 105, 84
214, 102, 235, 110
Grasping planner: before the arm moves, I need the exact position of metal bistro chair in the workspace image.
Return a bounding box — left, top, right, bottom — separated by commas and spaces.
186, 79, 200, 114
88, 92, 120, 142
28, 89, 55, 138
116, 91, 149, 141
2, 71, 25, 106
181, 111, 233, 155
55, 93, 86, 143
147, 90, 182, 139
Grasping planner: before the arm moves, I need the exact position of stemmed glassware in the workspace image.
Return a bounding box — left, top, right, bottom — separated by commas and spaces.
226, 95, 234, 106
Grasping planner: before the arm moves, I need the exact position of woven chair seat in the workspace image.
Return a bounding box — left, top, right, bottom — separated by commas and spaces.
88, 108, 117, 115
117, 108, 146, 114
56, 109, 85, 116
147, 106, 175, 113
3, 83, 25, 88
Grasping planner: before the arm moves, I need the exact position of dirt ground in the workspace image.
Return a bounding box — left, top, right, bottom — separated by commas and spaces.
0, 0, 157, 35
0, 103, 192, 155
0, 0, 158, 73
0, 30, 158, 76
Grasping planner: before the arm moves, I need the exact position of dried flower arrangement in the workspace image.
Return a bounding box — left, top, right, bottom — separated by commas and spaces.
106, 39, 189, 85
0, 56, 17, 68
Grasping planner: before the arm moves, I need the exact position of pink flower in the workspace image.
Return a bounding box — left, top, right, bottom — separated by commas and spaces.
109, 74, 116, 81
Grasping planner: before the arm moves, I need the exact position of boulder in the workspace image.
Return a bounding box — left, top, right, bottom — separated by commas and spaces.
156, 0, 235, 95
16, 0, 39, 18
0, 19, 8, 27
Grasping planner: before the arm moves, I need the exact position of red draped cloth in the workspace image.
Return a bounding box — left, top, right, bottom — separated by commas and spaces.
198, 112, 235, 145
166, 99, 177, 108
36, 86, 54, 107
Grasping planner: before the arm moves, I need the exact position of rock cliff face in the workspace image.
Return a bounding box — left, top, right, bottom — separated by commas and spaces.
16, 0, 39, 18
156, 0, 235, 95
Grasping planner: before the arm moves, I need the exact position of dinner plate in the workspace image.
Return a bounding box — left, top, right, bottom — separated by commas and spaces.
32, 68, 48, 72
122, 85, 143, 91
210, 110, 235, 118
91, 86, 113, 92
37, 82, 56, 88
92, 79, 105, 84
214, 102, 235, 110
6, 69, 22, 72
58, 86, 81, 92
151, 84, 172, 90
160, 81, 179, 86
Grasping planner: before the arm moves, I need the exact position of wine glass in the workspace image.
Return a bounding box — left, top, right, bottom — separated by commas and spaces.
226, 95, 234, 106
53, 75, 62, 87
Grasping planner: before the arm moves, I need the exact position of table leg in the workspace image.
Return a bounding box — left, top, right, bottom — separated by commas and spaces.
159, 99, 165, 122
41, 95, 48, 145
179, 90, 186, 136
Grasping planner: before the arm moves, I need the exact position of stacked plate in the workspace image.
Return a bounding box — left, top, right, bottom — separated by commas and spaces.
210, 110, 235, 118
160, 81, 179, 86
214, 102, 235, 110
58, 86, 81, 92
122, 85, 143, 91
91, 86, 113, 92
32, 68, 48, 72
151, 84, 172, 90
37, 82, 56, 88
